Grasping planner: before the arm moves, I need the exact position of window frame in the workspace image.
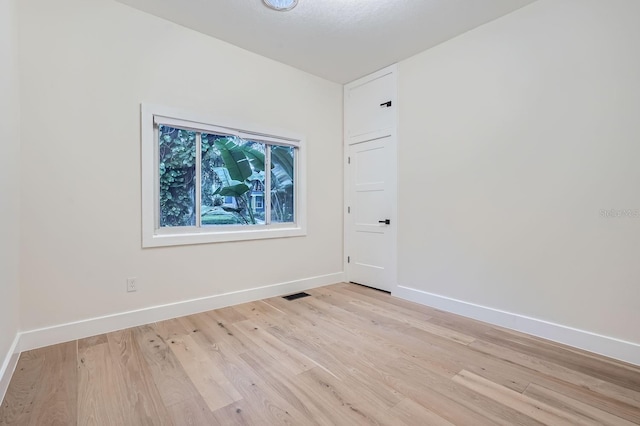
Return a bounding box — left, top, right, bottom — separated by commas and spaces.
141, 103, 306, 248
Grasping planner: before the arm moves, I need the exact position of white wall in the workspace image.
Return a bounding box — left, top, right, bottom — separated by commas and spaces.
0, 0, 21, 370
18, 0, 343, 332
398, 0, 640, 347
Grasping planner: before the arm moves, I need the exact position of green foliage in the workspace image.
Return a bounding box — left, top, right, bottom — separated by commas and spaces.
210, 137, 265, 224
270, 146, 295, 222
241, 145, 266, 172
159, 127, 294, 228
214, 138, 253, 182
201, 210, 243, 225
272, 145, 294, 176
217, 183, 251, 197
159, 126, 196, 227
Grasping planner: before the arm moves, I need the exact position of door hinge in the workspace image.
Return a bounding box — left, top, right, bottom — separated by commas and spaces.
348, 206, 351, 213
347, 256, 350, 263
348, 156, 351, 164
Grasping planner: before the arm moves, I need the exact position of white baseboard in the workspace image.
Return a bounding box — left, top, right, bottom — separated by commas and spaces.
393, 285, 640, 366
19, 272, 345, 353
0, 333, 20, 404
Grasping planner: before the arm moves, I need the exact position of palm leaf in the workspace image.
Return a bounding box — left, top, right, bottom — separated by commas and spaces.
217, 183, 250, 197
271, 163, 293, 190
271, 146, 294, 179
240, 145, 266, 172
214, 137, 252, 181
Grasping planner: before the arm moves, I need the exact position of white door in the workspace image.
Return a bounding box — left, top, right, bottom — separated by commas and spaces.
346, 71, 395, 141
347, 137, 394, 291
344, 65, 397, 292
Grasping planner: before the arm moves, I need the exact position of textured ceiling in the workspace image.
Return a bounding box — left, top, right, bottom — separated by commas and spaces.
115, 0, 536, 84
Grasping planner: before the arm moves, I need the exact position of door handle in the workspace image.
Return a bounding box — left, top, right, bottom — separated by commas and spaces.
378, 219, 391, 225
380, 101, 392, 108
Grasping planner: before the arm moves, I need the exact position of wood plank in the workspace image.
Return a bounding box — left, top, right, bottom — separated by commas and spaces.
178, 312, 249, 359
78, 334, 107, 350
523, 383, 637, 426
231, 302, 286, 329
469, 339, 640, 411
153, 317, 192, 342
31, 342, 77, 426
206, 353, 311, 426
261, 298, 411, 409
78, 339, 128, 425
166, 400, 222, 426
3, 283, 640, 425
294, 367, 410, 426
236, 350, 334, 425
483, 327, 640, 391
0, 351, 45, 425
452, 370, 587, 425
212, 306, 248, 324
133, 324, 219, 425
210, 400, 257, 426
166, 333, 243, 411
388, 398, 456, 426
288, 291, 472, 380
311, 285, 436, 323
231, 319, 313, 374
1, 342, 77, 426
271, 291, 437, 365
175, 319, 313, 425
467, 343, 640, 424
334, 282, 442, 315
105, 329, 172, 425
384, 357, 545, 425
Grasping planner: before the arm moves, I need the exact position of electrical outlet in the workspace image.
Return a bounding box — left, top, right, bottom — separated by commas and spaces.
126, 277, 137, 292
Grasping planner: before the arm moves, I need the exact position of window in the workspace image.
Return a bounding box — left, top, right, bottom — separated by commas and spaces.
142, 104, 306, 247
254, 195, 264, 210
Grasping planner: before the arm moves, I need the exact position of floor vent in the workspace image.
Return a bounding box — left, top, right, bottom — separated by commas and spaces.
282, 292, 311, 301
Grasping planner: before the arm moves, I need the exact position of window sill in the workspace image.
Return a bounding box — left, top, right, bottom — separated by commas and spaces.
142, 225, 306, 248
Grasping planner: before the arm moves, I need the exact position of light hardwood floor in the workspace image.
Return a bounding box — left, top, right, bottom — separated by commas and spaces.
1, 283, 639, 425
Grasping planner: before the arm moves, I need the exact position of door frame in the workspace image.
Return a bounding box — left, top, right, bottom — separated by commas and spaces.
343, 64, 398, 292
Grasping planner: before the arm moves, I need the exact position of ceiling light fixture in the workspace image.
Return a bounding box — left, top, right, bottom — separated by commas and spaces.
263, 0, 298, 12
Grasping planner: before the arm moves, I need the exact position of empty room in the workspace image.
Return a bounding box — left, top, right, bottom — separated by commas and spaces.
1, 0, 639, 424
